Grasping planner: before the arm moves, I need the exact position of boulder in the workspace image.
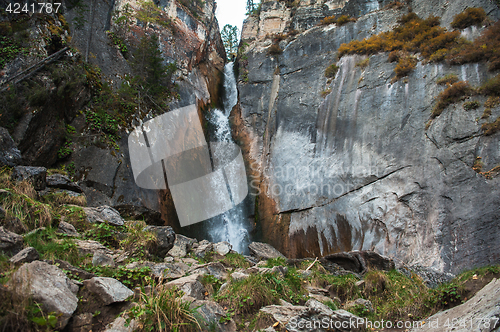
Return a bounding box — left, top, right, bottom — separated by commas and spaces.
167, 234, 197, 258
114, 204, 164, 226
9, 261, 79, 329
92, 251, 116, 267
71, 313, 93, 332
345, 298, 374, 313
11, 166, 47, 190
231, 271, 250, 281
103, 316, 138, 332
411, 278, 500, 332
192, 262, 229, 280
46, 174, 83, 193
143, 225, 175, 257
151, 262, 190, 279
1, 214, 26, 234
248, 242, 285, 260
321, 251, 395, 274
0, 127, 21, 167
193, 240, 213, 258
9, 247, 39, 264
57, 221, 81, 237
83, 277, 134, 305
74, 239, 113, 256
165, 274, 206, 300
83, 206, 124, 226
0, 226, 23, 255
191, 300, 237, 332
214, 241, 232, 256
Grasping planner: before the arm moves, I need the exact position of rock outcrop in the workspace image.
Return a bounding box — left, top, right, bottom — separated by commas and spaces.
234, 0, 500, 274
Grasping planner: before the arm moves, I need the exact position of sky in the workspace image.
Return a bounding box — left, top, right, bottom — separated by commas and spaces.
215, 0, 248, 36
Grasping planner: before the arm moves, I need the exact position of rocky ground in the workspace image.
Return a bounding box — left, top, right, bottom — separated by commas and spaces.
1, 128, 499, 332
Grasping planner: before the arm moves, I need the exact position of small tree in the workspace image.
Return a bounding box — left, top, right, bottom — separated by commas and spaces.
246, 0, 254, 13
221, 24, 239, 61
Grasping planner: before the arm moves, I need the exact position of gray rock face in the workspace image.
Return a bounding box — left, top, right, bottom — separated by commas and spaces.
83, 277, 134, 305
0, 226, 23, 255
167, 234, 197, 258
165, 274, 206, 300
0, 127, 22, 167
191, 300, 237, 332
411, 278, 500, 332
11, 166, 47, 190
9, 247, 39, 264
214, 241, 232, 256
249, 242, 285, 260
9, 261, 79, 329
193, 240, 213, 258
236, 0, 500, 274
46, 174, 83, 193
103, 316, 138, 332
92, 251, 116, 267
57, 221, 81, 237
83, 206, 124, 226
144, 225, 175, 257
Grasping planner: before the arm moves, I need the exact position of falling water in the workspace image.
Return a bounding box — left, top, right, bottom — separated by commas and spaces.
205, 63, 252, 253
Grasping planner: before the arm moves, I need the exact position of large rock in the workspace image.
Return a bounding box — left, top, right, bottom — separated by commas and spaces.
92, 251, 116, 267
0, 226, 23, 255
57, 221, 81, 237
321, 251, 395, 274
0, 127, 21, 167
48, 259, 95, 280
248, 242, 285, 261
193, 240, 213, 258
103, 316, 138, 332
46, 174, 83, 193
114, 204, 164, 226
214, 241, 232, 256
412, 278, 500, 331
9, 246, 39, 264
83, 277, 134, 305
10, 166, 47, 190
165, 274, 206, 300
74, 239, 113, 256
235, 0, 500, 274
83, 206, 124, 226
9, 261, 79, 329
167, 234, 197, 258
143, 225, 175, 257
191, 300, 237, 332
151, 262, 190, 279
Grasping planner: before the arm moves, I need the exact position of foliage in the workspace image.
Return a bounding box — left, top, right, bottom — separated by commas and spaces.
268, 44, 283, 56
84, 222, 127, 249
479, 74, 500, 97
481, 116, 500, 136
394, 55, 417, 80
384, 1, 405, 10
136, 0, 171, 28
431, 81, 473, 118
321, 89, 332, 98
85, 264, 152, 288
0, 17, 29, 69
436, 74, 459, 86
463, 100, 480, 110
356, 58, 370, 69
221, 24, 239, 61
325, 63, 339, 78
337, 15, 356, 26
24, 227, 80, 265
120, 220, 157, 259
264, 257, 287, 267
447, 21, 500, 72
473, 157, 484, 173
319, 15, 337, 25
40, 191, 87, 207
127, 284, 200, 332
217, 269, 307, 316
450, 7, 486, 30
107, 31, 128, 57
200, 274, 223, 297
220, 253, 251, 269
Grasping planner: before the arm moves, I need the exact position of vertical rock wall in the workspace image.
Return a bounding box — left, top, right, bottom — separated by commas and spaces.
234, 0, 500, 273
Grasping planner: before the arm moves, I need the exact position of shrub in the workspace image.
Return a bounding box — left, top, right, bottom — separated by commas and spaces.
463, 100, 480, 110
120, 220, 157, 259
321, 89, 332, 98
394, 56, 417, 80
429, 48, 449, 62
319, 16, 336, 25
128, 284, 200, 332
472, 157, 483, 173
268, 44, 283, 55
337, 15, 356, 26
388, 50, 401, 62
480, 74, 500, 96
482, 116, 500, 135
325, 63, 339, 78
436, 74, 459, 85
356, 58, 370, 69
384, 1, 404, 10
447, 21, 500, 72
431, 81, 474, 118
451, 7, 487, 30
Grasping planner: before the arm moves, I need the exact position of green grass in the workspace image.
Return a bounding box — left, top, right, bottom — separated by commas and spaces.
219, 253, 251, 269
24, 227, 81, 266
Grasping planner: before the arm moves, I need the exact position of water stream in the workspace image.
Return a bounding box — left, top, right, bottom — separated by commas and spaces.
204, 63, 252, 253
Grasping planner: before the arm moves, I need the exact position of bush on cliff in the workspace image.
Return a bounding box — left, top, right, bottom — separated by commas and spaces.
450, 7, 487, 30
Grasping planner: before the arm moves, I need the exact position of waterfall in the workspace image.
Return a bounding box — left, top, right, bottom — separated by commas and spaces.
205, 62, 251, 253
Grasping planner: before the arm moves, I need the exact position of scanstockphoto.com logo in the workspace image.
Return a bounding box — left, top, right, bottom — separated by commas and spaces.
128, 104, 248, 227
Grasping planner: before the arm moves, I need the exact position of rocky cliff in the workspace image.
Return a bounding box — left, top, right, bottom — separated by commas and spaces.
234, 0, 500, 274
0, 0, 225, 224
